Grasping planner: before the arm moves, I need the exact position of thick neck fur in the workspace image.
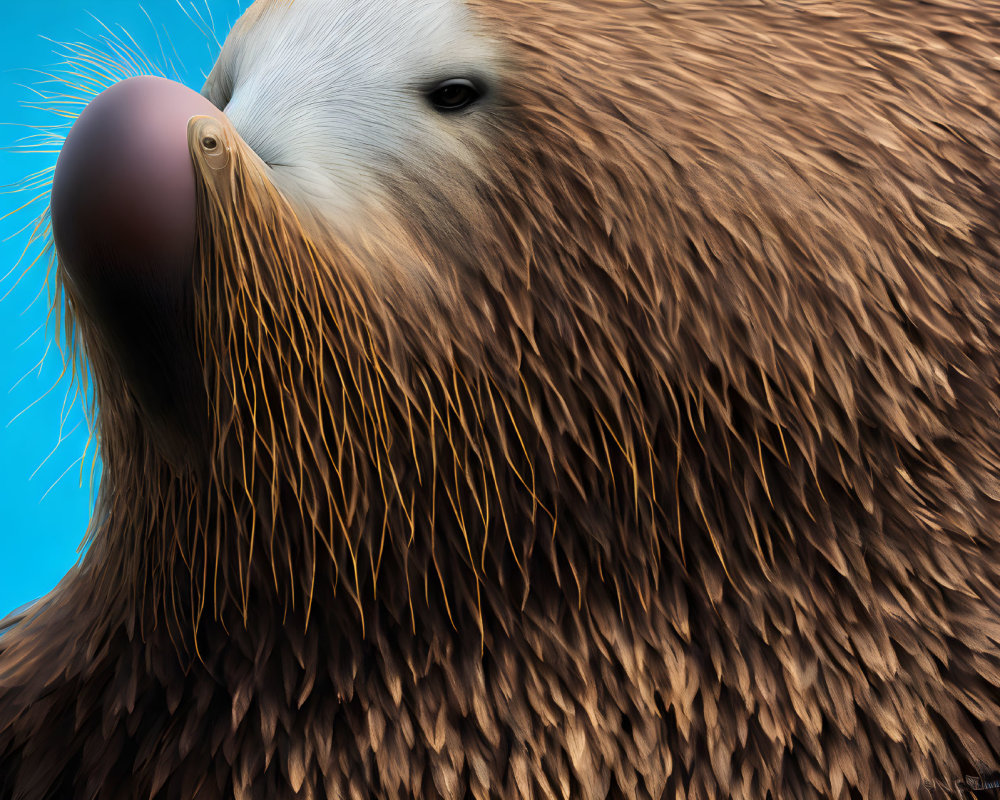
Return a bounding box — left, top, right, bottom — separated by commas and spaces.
6, 0, 1000, 797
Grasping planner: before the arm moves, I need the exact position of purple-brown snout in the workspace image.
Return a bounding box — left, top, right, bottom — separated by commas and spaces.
51, 76, 225, 447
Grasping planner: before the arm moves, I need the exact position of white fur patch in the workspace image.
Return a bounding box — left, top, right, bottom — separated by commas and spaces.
203, 0, 501, 220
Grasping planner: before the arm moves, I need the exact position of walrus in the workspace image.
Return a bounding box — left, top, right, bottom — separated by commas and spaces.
4, 0, 1000, 797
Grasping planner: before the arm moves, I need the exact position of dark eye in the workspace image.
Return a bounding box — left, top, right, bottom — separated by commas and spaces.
427, 78, 482, 112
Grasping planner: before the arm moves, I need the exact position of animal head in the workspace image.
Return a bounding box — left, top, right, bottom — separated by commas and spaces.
48, 0, 1000, 638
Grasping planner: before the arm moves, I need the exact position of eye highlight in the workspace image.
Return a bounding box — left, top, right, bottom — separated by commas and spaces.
427, 78, 482, 112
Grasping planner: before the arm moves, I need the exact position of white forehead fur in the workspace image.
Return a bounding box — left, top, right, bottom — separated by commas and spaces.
204, 0, 500, 221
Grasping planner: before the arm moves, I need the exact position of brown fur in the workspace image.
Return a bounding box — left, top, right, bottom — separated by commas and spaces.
5, 0, 1000, 797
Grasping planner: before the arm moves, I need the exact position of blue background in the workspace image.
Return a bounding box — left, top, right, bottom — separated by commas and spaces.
0, 1, 239, 618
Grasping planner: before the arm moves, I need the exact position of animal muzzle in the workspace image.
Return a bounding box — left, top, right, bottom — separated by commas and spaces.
50, 75, 226, 446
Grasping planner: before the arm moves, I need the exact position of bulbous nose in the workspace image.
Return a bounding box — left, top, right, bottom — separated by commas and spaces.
51, 75, 223, 321
50, 76, 224, 447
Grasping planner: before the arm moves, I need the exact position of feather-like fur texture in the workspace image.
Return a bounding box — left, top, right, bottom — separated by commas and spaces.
5, 0, 1000, 797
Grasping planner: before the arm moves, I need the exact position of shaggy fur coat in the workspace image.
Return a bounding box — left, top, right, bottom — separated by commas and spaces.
4, 1, 1000, 797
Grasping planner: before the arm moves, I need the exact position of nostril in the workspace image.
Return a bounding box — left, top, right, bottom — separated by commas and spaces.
191, 117, 231, 171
